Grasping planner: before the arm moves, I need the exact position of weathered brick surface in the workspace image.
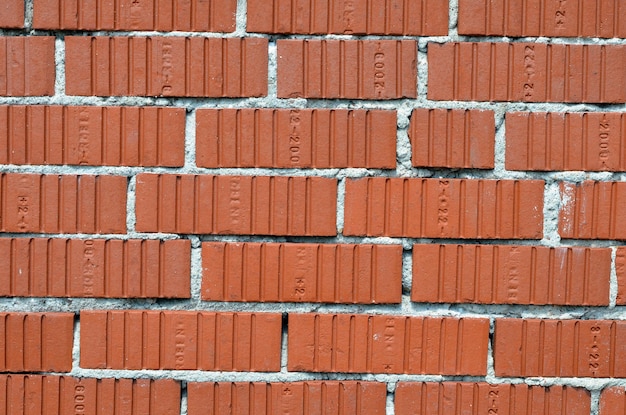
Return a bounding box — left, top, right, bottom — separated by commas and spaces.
0, 0, 23, 28
0, 37, 55, 96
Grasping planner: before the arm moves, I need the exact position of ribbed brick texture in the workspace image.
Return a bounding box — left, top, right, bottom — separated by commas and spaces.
412, 244, 611, 305
288, 314, 489, 375
247, 0, 448, 35
187, 381, 386, 415
494, 319, 626, 377
0, 106, 185, 166
428, 43, 626, 103
344, 178, 544, 238
0, 37, 55, 96
0, 174, 127, 234
80, 310, 282, 371
0, 313, 74, 372
65, 37, 268, 97
277, 39, 417, 99
0, 375, 181, 415
135, 174, 337, 235
196, 108, 397, 168
395, 382, 591, 415
0, 238, 190, 298
202, 242, 402, 303
33, 0, 237, 32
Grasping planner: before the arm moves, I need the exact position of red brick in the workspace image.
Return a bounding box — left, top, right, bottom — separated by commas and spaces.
343, 178, 544, 239
202, 242, 402, 303
288, 314, 489, 375
600, 387, 626, 415
412, 244, 611, 305
0, 106, 185, 167
396, 382, 591, 415
616, 248, 626, 305
0, 238, 190, 298
80, 310, 282, 371
248, 0, 447, 35
0, 0, 23, 28
459, 0, 626, 38
494, 318, 626, 377
559, 181, 626, 239
33, 0, 235, 32
187, 381, 386, 415
506, 112, 626, 171
428, 42, 626, 103
196, 108, 397, 169
65, 37, 267, 97
135, 174, 337, 236
277, 39, 417, 99
0, 37, 55, 96
0, 173, 127, 234
0, 312, 73, 372
409, 109, 495, 169
0, 375, 180, 415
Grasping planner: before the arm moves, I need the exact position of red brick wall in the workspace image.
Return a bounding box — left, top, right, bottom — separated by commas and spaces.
1, 1, 626, 414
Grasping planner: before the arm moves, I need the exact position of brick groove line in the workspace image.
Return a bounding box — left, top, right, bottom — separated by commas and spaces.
2, 0, 626, 414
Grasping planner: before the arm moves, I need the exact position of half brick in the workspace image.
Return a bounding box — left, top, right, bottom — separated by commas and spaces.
277, 39, 417, 99
202, 242, 402, 303
187, 381, 386, 415
196, 108, 397, 169
600, 387, 626, 415
458, 0, 626, 38
0, 106, 185, 166
0, 312, 74, 372
494, 318, 626, 377
0, 375, 181, 415
559, 181, 626, 239
0, 37, 55, 96
428, 42, 626, 103
288, 313, 489, 375
135, 174, 337, 236
343, 178, 544, 238
506, 112, 626, 171
248, 0, 447, 35
65, 37, 267, 97
0, 238, 190, 298
409, 109, 495, 169
0, 0, 24, 28
412, 244, 611, 305
396, 382, 591, 415
80, 310, 282, 371
0, 173, 127, 234
34, 0, 236, 32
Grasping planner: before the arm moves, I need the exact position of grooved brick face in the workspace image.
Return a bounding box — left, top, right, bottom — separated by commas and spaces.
288, 314, 489, 375
187, 381, 387, 415
0, 0, 23, 28
395, 382, 591, 415
202, 242, 402, 303
428, 42, 626, 103
0, 106, 186, 166
33, 0, 236, 32
0, 37, 55, 96
616, 248, 626, 305
494, 319, 626, 377
277, 39, 417, 99
247, 0, 448, 35
0, 375, 181, 415
196, 108, 397, 168
65, 37, 268, 97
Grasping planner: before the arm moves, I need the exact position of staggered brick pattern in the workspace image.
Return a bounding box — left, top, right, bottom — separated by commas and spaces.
2, 0, 626, 413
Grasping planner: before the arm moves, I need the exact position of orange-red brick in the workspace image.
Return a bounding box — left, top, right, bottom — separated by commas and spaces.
135, 174, 337, 236
413, 244, 611, 305
0, 238, 190, 298
344, 178, 544, 239
288, 313, 489, 375
0, 0, 23, 28
65, 37, 268, 97
196, 108, 397, 169
601, 387, 626, 415
0, 106, 185, 167
0, 37, 55, 96
80, 310, 282, 371
202, 242, 402, 303
277, 39, 417, 99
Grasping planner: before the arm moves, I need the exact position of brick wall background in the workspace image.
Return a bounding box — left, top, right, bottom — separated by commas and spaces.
2, 0, 626, 414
